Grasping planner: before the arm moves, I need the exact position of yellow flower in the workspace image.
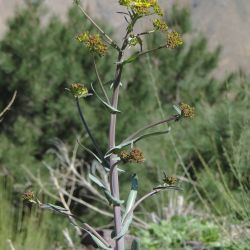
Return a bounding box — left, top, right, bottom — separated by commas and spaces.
163, 175, 178, 185
119, 0, 163, 16
133, 5, 150, 15
153, 19, 168, 31
70, 83, 89, 98
119, 0, 131, 6
128, 34, 142, 47
153, 3, 163, 16
179, 103, 195, 118
166, 31, 183, 49
22, 191, 35, 202
119, 150, 130, 162
77, 32, 108, 56
119, 148, 145, 163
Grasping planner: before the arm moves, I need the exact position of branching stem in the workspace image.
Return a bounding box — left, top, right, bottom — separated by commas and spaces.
77, 4, 120, 51
93, 56, 111, 105
0, 90, 17, 119
108, 22, 132, 250
75, 98, 103, 160
122, 114, 179, 143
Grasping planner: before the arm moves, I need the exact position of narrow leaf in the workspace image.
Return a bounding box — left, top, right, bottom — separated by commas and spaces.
84, 230, 112, 250
91, 83, 121, 114
77, 140, 103, 163
103, 190, 124, 205
114, 175, 138, 240
105, 129, 171, 158
153, 185, 183, 191
113, 214, 133, 240
122, 174, 138, 222
89, 174, 124, 205
173, 105, 182, 115
40, 203, 68, 212
89, 173, 106, 189
122, 52, 140, 65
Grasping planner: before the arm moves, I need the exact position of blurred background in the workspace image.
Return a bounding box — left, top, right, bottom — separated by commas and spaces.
0, 0, 249, 249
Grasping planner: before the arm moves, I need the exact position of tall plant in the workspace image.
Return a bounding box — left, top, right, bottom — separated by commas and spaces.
23, 1, 194, 249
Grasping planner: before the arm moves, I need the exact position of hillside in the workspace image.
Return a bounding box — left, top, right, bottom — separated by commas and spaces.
0, 0, 250, 77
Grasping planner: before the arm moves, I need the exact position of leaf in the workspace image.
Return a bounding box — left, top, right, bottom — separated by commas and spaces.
84, 230, 112, 250
40, 203, 73, 216
131, 239, 140, 250
122, 52, 140, 65
91, 83, 121, 114
77, 140, 103, 163
89, 173, 106, 189
114, 175, 138, 240
122, 174, 138, 223
153, 185, 183, 191
132, 129, 171, 143
40, 203, 68, 212
173, 105, 182, 115
110, 81, 122, 89
103, 189, 124, 205
89, 174, 124, 205
105, 129, 171, 158
104, 166, 125, 173
113, 213, 133, 240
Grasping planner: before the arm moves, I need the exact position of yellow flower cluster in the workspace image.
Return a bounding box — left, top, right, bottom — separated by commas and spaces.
179, 102, 195, 118
22, 191, 35, 202
153, 19, 168, 31
119, 148, 145, 163
70, 83, 89, 98
128, 34, 142, 47
163, 175, 178, 185
77, 32, 108, 56
166, 31, 183, 49
119, 0, 163, 16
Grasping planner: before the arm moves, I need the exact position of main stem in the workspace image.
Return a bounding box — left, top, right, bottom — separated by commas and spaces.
109, 51, 124, 250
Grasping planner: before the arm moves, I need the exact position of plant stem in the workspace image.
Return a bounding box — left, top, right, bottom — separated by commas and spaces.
122, 186, 181, 225
119, 44, 166, 65
75, 98, 103, 160
108, 17, 140, 248
109, 161, 121, 194
136, 30, 155, 36
109, 50, 124, 250
0, 90, 17, 119
77, 4, 120, 51
122, 114, 179, 143
93, 56, 111, 105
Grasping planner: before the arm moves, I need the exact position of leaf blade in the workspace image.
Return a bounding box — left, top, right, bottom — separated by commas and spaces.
91, 83, 121, 113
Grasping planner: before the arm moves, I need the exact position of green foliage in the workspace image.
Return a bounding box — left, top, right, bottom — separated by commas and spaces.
0, 2, 115, 179
0, 176, 79, 249
120, 6, 250, 221
134, 216, 247, 250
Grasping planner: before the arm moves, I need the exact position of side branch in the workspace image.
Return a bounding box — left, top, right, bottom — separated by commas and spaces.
0, 90, 17, 119
75, 98, 104, 160
123, 186, 181, 224
122, 114, 179, 143
93, 56, 111, 105
77, 4, 120, 51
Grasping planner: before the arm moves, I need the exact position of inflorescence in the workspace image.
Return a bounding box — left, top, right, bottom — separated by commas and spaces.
180, 102, 195, 118
119, 148, 145, 163
77, 32, 108, 56
70, 83, 89, 98
119, 0, 163, 16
